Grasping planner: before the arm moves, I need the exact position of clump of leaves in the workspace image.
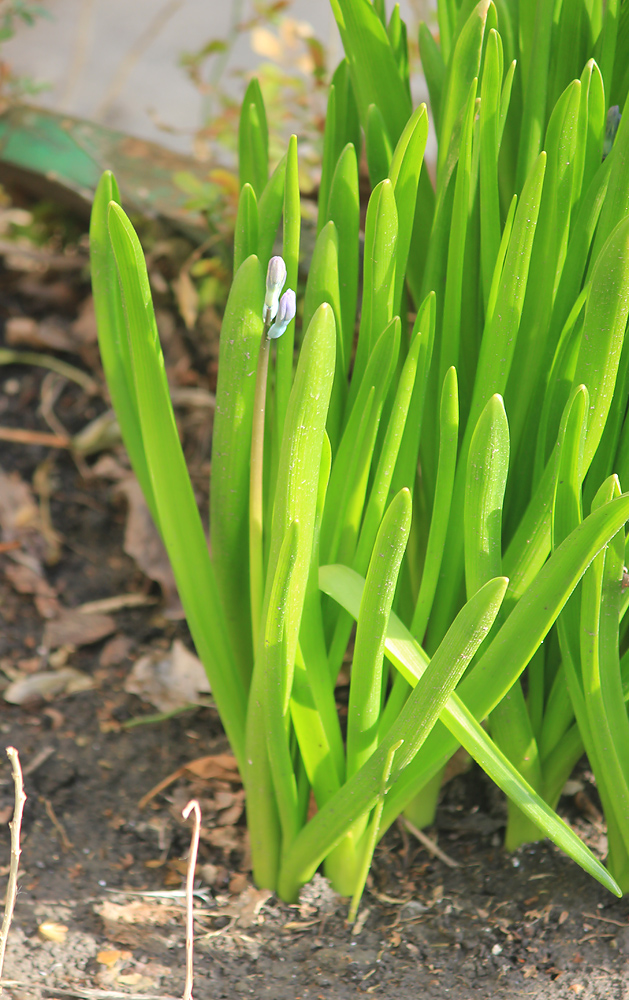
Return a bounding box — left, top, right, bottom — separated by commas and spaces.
91, 0, 629, 911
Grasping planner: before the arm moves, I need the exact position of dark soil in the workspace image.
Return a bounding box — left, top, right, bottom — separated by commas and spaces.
1, 212, 629, 1000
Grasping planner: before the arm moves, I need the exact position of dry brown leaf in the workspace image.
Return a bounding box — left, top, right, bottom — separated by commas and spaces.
4, 667, 94, 705
218, 886, 273, 928
201, 825, 244, 856
4, 561, 60, 617
124, 638, 210, 712
97, 898, 182, 947
96, 949, 128, 968
5, 315, 75, 352
173, 270, 199, 330
43, 609, 116, 649
115, 476, 182, 618
71, 295, 98, 344
0, 466, 47, 568
38, 921, 69, 943
185, 753, 240, 783
100, 634, 133, 667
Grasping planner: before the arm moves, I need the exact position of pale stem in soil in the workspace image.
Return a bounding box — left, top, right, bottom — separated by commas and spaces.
181, 799, 201, 1000
0, 747, 27, 992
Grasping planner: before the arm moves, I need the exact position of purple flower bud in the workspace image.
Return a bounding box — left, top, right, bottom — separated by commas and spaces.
264, 255, 287, 322
268, 289, 296, 339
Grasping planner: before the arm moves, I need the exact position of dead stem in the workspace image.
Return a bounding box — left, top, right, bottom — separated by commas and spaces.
0, 748, 27, 992
181, 800, 201, 1000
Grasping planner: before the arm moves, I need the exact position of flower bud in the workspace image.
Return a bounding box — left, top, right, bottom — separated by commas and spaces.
264, 256, 287, 322
603, 105, 622, 160
268, 289, 296, 339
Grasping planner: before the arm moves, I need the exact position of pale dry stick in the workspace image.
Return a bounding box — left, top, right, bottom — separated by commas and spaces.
402, 817, 460, 869
0, 748, 27, 994
181, 800, 201, 1000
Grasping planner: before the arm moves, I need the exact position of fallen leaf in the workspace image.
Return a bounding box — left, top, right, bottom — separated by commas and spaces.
96, 949, 127, 968
100, 634, 134, 667
115, 477, 182, 618
43, 609, 116, 649
71, 295, 98, 344
173, 270, 199, 330
124, 638, 210, 712
184, 753, 240, 783
97, 898, 182, 946
0, 466, 47, 568
5, 315, 75, 352
201, 825, 244, 856
4, 561, 60, 618
38, 921, 68, 943
4, 667, 94, 704
218, 886, 273, 928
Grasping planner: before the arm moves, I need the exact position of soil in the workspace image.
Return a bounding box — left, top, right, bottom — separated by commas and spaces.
1, 205, 629, 1000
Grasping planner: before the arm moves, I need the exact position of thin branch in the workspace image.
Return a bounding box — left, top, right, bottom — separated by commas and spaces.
402, 817, 460, 868
0, 748, 27, 991
181, 800, 201, 1000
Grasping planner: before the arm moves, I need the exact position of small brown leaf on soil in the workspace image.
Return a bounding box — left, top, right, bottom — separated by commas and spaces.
71, 295, 98, 344
97, 898, 182, 947
201, 824, 244, 856
173, 270, 199, 330
38, 921, 69, 942
184, 753, 240, 783
124, 638, 210, 712
4, 667, 94, 704
43, 609, 116, 649
5, 315, 76, 352
218, 886, 273, 928
97, 949, 128, 968
115, 476, 183, 618
100, 634, 133, 667
0, 466, 48, 568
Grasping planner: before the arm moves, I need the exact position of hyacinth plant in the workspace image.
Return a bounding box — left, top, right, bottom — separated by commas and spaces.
90, 0, 629, 909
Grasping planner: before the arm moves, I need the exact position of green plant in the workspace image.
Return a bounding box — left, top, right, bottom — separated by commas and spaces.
90, 0, 629, 907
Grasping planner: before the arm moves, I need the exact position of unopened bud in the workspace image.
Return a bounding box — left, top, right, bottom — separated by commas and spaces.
264, 256, 287, 322
268, 289, 296, 339
603, 105, 621, 160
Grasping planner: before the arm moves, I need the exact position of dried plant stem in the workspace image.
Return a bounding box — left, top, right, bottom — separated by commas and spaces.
181, 800, 201, 1000
0, 748, 27, 991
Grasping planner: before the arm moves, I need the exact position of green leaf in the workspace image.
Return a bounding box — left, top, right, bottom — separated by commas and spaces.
107, 202, 246, 771
302, 221, 344, 448
263, 520, 301, 850
437, 0, 492, 186
389, 104, 429, 317
349, 179, 398, 407
234, 182, 258, 273
411, 366, 459, 642
210, 254, 265, 684
319, 564, 621, 898
573, 214, 629, 472
278, 573, 509, 901
326, 143, 359, 374
366, 103, 393, 187
418, 22, 445, 134
331, 0, 412, 146
347, 489, 412, 779
90, 172, 156, 526
238, 78, 269, 196
464, 394, 509, 598
275, 135, 300, 454
258, 152, 287, 267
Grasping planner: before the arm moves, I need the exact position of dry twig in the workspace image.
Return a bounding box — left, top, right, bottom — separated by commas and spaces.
402, 817, 460, 869
181, 800, 201, 1000
0, 748, 27, 993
